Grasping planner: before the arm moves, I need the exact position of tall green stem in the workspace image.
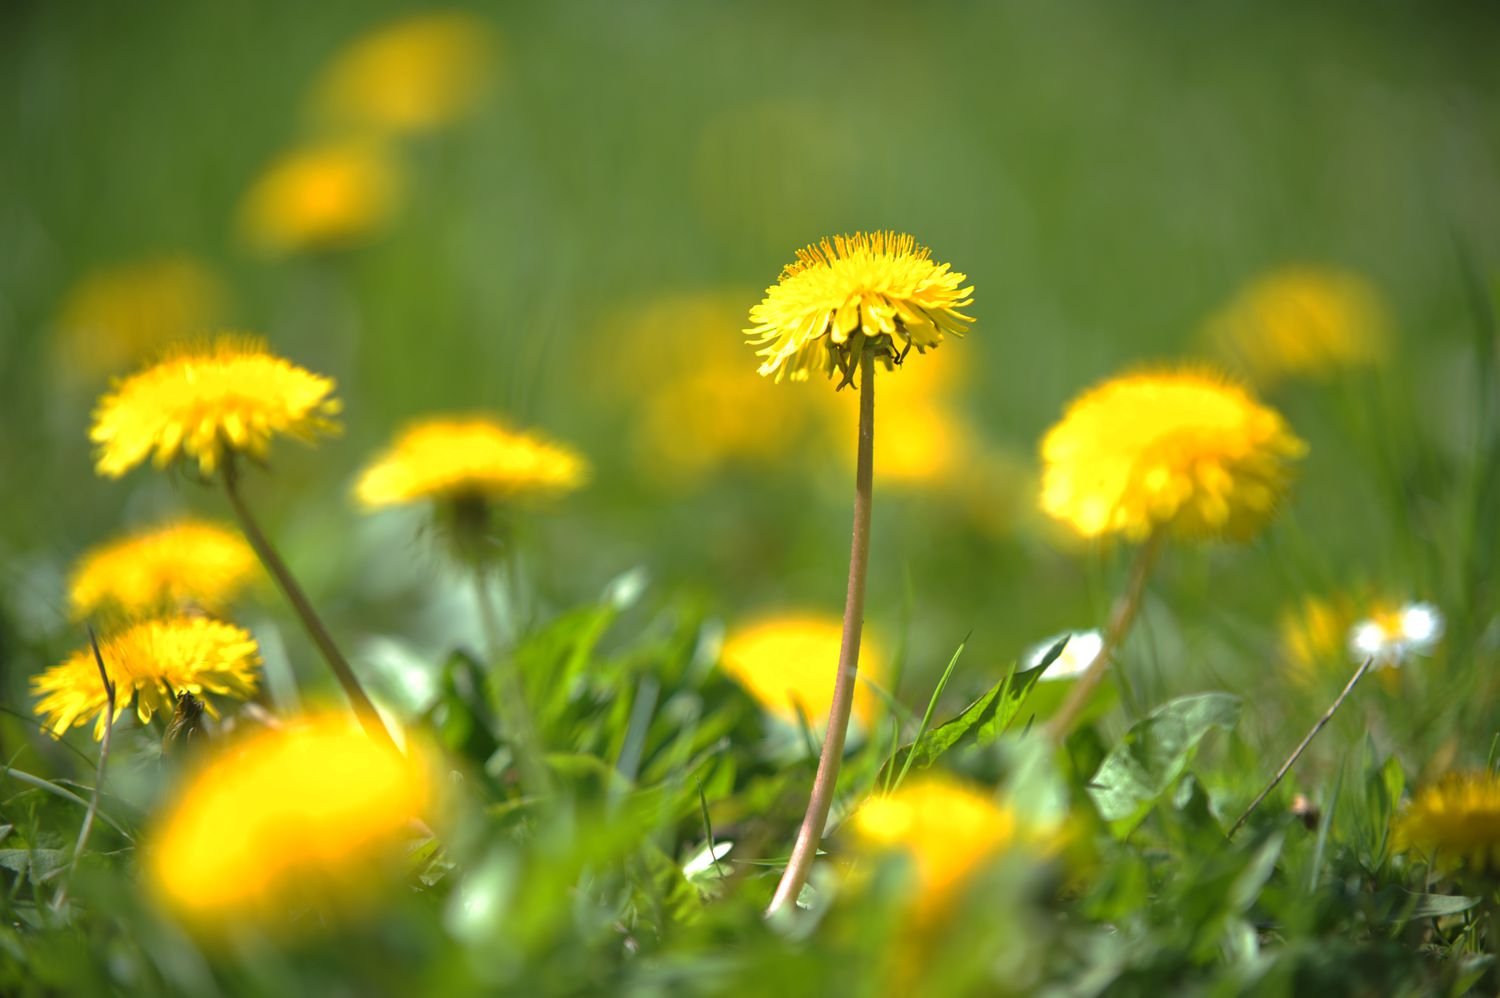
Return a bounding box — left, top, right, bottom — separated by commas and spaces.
766, 350, 876, 917
473, 565, 551, 798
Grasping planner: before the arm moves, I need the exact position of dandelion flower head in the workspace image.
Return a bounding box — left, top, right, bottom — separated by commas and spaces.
1395, 770, 1500, 873
1350, 601, 1443, 667
32, 617, 260, 740
147, 712, 435, 932
1040, 369, 1305, 541
1280, 595, 1358, 685
720, 614, 885, 730
747, 232, 973, 385
68, 519, 258, 620
90, 336, 341, 478
239, 140, 401, 256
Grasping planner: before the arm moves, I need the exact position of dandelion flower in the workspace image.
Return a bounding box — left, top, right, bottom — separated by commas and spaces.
1040, 369, 1306, 541
1025, 630, 1104, 681
747, 232, 973, 385
68, 519, 258, 620
239, 140, 401, 255
32, 617, 261, 740
147, 712, 434, 931
1280, 595, 1358, 685
1395, 771, 1500, 873
1350, 601, 1443, 667
90, 336, 341, 478
720, 614, 885, 730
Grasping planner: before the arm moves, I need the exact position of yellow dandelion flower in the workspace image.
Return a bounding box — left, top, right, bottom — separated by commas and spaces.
90, 336, 341, 478
1280, 595, 1358, 686
238, 140, 401, 256
52, 256, 226, 383
719, 614, 885, 730
68, 519, 258, 620
1039, 369, 1306, 541
312, 11, 498, 136
747, 232, 974, 385
1205, 266, 1389, 385
147, 712, 434, 932
32, 617, 261, 740
355, 414, 589, 509
1395, 771, 1500, 873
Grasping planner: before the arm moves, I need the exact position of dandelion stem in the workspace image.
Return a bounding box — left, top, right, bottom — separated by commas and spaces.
1046, 529, 1164, 743
53, 628, 115, 912
473, 565, 552, 798
766, 350, 876, 918
221, 454, 396, 753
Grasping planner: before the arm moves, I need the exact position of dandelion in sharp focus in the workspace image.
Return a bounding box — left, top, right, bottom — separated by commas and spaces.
68, 518, 259, 621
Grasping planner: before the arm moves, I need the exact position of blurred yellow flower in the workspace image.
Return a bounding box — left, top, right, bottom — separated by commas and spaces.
1205, 266, 1389, 385
1280, 595, 1357, 685
355, 414, 589, 509
238, 141, 401, 255
32, 617, 260, 740
91, 336, 340, 478
147, 712, 434, 932
1395, 771, 1500, 873
312, 11, 498, 136
68, 519, 258, 621
747, 232, 973, 384
52, 256, 226, 382
720, 614, 885, 730
1040, 369, 1305, 541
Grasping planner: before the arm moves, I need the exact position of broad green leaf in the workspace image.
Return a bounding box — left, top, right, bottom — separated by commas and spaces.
1369, 887, 1480, 923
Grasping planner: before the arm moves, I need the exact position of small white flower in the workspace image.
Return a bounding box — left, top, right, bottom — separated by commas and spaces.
1026, 629, 1104, 681
1348, 601, 1443, 666
682, 841, 733, 882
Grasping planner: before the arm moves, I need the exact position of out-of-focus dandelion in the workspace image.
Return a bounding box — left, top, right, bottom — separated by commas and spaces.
67, 519, 258, 621
1395, 770, 1500, 873
311, 11, 498, 137
1350, 601, 1444, 667
52, 256, 226, 383
720, 614, 886, 733
752, 231, 973, 916
1040, 368, 1305, 740
32, 617, 260, 740
238, 140, 401, 256
147, 712, 435, 933
1204, 266, 1389, 385
1026, 630, 1104, 681
1280, 595, 1358, 686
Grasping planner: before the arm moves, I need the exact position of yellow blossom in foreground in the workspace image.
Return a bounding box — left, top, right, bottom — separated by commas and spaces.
239, 141, 401, 255
1395, 771, 1500, 873
312, 11, 498, 136
1040, 369, 1305, 541
747, 232, 973, 385
719, 614, 885, 730
32, 617, 260, 740
90, 336, 341, 478
355, 414, 589, 509
68, 519, 258, 620
147, 713, 434, 931
1205, 266, 1389, 385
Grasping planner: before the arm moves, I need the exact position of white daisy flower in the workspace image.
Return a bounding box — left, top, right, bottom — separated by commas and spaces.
1026, 629, 1104, 681
1348, 601, 1443, 666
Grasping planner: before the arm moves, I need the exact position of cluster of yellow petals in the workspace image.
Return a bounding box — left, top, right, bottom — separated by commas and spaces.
238, 141, 401, 256
68, 519, 258, 621
32, 617, 261, 740
147, 713, 434, 932
90, 336, 341, 478
1040, 369, 1305, 541
719, 614, 884, 730
1395, 771, 1500, 873
355, 414, 589, 508
747, 232, 974, 385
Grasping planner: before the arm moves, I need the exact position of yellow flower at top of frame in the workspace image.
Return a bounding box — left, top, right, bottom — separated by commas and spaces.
1039, 368, 1305, 542
68, 518, 258, 621
354, 414, 589, 509
311, 11, 498, 136
146, 711, 436, 934
747, 232, 974, 385
90, 335, 341, 478
719, 613, 886, 731
32, 616, 261, 740
1394, 770, 1500, 874
238, 140, 401, 256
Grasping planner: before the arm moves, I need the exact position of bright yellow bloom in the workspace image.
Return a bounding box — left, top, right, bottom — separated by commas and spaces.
312, 11, 498, 136
1039, 369, 1306, 541
355, 414, 589, 509
147, 712, 434, 932
32, 617, 260, 740
52, 257, 226, 382
719, 614, 885, 730
239, 141, 401, 255
68, 519, 258, 620
1395, 771, 1500, 872
1205, 266, 1389, 385
90, 336, 341, 478
747, 232, 974, 385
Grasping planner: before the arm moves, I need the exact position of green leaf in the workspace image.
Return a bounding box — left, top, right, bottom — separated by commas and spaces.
1369, 886, 1480, 923
1087, 692, 1241, 833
